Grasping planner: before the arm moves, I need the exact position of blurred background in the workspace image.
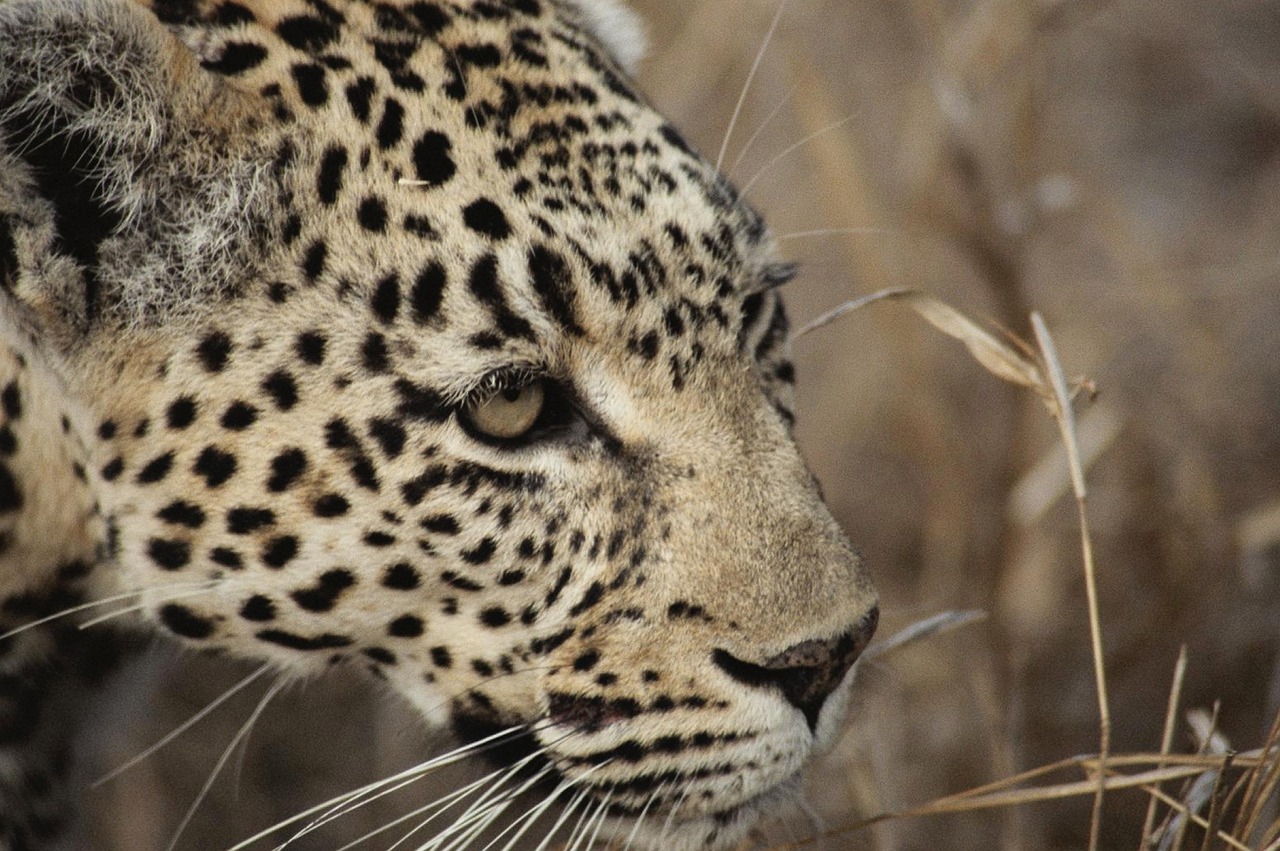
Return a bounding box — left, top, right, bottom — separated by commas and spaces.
78, 0, 1280, 848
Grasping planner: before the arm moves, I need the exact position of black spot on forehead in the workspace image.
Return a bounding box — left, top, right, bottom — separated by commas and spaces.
316, 145, 348, 205
376, 98, 406, 149
344, 76, 376, 122
462, 198, 511, 239
412, 131, 456, 186
202, 41, 268, 75
196, 331, 233, 372
291, 62, 329, 106
467, 253, 534, 340
277, 14, 341, 53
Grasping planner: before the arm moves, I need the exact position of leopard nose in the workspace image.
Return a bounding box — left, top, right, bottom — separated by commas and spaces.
712, 606, 879, 730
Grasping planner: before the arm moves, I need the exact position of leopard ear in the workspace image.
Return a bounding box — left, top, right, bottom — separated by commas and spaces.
0, 0, 271, 344
561, 0, 647, 75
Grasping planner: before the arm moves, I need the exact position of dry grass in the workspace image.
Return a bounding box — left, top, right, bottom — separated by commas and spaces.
74, 0, 1280, 848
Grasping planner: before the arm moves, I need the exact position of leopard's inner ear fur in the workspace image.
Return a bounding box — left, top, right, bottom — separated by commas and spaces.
0, 0, 274, 346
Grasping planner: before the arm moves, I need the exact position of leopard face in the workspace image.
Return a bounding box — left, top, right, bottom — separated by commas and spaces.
0, 0, 878, 847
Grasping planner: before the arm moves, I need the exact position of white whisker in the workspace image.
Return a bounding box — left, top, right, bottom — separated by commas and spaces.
404, 750, 552, 851
620, 782, 666, 851
94, 663, 271, 788
166, 677, 284, 851
531, 785, 591, 851
420, 765, 554, 851
0, 581, 216, 643
332, 765, 507, 851
569, 790, 613, 851
657, 783, 693, 844
226, 724, 529, 851
424, 725, 585, 851
559, 785, 601, 851
715, 0, 790, 173
776, 226, 898, 241
275, 725, 537, 850
739, 113, 858, 198
492, 762, 611, 851
729, 85, 795, 177
77, 583, 223, 630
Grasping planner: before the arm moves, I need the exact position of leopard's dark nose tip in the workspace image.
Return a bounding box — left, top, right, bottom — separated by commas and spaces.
713, 605, 878, 729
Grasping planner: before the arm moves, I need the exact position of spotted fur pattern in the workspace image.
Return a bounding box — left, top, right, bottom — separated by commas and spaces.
0, 1, 878, 847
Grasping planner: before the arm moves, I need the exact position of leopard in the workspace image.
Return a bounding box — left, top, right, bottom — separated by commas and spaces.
0, 0, 879, 847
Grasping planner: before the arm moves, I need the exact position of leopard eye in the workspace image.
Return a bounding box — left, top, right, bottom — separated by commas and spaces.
463, 380, 546, 440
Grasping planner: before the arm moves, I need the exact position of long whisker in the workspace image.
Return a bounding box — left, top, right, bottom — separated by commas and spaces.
729, 84, 796, 177
0, 581, 216, 643
530, 785, 592, 851
657, 782, 693, 844
715, 0, 791, 173
490, 762, 613, 851
559, 785, 601, 851
165, 677, 284, 851
390, 744, 553, 851
333, 764, 510, 851
587, 793, 616, 851
424, 727, 586, 851
620, 782, 666, 851
776, 226, 898, 242
94, 663, 272, 788
739, 113, 858, 198
226, 724, 530, 851
77, 584, 223, 630
569, 790, 613, 851
426, 763, 561, 851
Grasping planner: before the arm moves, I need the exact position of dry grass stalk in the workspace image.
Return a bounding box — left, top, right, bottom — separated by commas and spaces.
1029, 311, 1110, 850
794, 292, 1116, 848
1140, 645, 1189, 847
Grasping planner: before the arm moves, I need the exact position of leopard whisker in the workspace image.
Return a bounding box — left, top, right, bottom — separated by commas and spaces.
226, 724, 529, 851
391, 744, 556, 851
165, 676, 285, 851
429, 728, 594, 851
423, 763, 561, 851
93, 662, 272, 788
332, 762, 514, 851
469, 760, 611, 851
560, 783, 605, 851
776, 226, 899, 242
568, 789, 614, 851
657, 781, 693, 845
530, 784, 593, 851
729, 84, 797, 177
715, 0, 791, 173
0, 580, 216, 643
283, 725, 557, 851
739, 112, 859, 198
76, 583, 223, 630
619, 781, 666, 851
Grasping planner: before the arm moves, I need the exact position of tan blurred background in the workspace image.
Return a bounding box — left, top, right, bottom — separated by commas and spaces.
77, 1, 1280, 849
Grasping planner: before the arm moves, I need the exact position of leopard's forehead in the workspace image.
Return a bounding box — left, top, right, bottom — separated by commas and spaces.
144, 0, 779, 370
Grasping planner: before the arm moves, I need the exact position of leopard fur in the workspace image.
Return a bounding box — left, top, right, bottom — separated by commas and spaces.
0, 1, 879, 847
